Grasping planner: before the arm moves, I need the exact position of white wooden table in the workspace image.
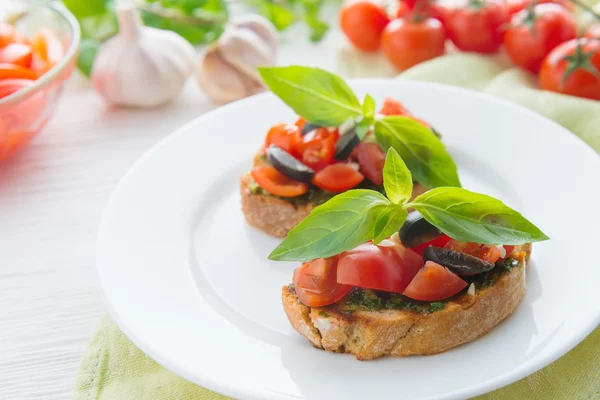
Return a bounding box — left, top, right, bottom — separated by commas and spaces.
0, 24, 367, 399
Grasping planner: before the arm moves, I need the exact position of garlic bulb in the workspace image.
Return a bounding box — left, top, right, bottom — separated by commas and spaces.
196, 15, 279, 104
91, 5, 196, 108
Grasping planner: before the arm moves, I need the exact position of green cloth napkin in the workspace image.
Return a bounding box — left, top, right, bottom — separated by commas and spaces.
75, 53, 600, 399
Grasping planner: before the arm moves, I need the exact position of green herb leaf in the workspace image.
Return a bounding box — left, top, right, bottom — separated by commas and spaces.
63, 0, 111, 19
304, 14, 328, 42
383, 148, 413, 205
259, 66, 362, 126
355, 116, 373, 140
257, 1, 295, 31
362, 94, 376, 119
406, 187, 549, 245
374, 116, 461, 189
268, 190, 391, 261
77, 39, 102, 77
373, 204, 407, 243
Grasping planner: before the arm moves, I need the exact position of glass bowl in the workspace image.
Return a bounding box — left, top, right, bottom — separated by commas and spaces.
0, 0, 80, 162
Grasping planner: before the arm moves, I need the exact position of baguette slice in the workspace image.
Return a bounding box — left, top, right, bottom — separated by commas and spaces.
282, 244, 531, 360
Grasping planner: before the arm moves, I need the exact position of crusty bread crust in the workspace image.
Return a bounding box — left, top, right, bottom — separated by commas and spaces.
282, 244, 532, 360
240, 174, 429, 238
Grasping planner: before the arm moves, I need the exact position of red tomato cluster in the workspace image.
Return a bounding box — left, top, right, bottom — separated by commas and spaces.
0, 23, 65, 161
340, 0, 600, 101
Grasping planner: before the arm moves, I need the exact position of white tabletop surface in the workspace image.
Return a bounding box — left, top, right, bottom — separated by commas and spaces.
0, 23, 366, 399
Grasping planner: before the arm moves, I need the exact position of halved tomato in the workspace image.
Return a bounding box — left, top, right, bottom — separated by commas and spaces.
293, 257, 352, 307
251, 165, 308, 197
356, 142, 385, 185
403, 261, 467, 301
302, 139, 335, 171
379, 97, 412, 116
445, 240, 503, 263
410, 234, 451, 256
0, 43, 33, 67
312, 163, 364, 192
337, 242, 423, 293
264, 123, 300, 154
295, 127, 338, 157
0, 63, 38, 80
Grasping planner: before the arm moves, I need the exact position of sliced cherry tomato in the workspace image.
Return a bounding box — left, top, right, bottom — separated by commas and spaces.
410, 234, 451, 256
264, 123, 300, 154
302, 138, 335, 171
293, 257, 352, 307
312, 163, 364, 192
539, 38, 600, 101
585, 23, 600, 39
445, 0, 509, 54
503, 245, 515, 258
379, 97, 413, 116
31, 28, 64, 73
337, 242, 424, 293
251, 165, 308, 197
444, 240, 503, 263
381, 17, 446, 71
295, 127, 338, 158
403, 261, 467, 301
504, 4, 576, 73
356, 142, 385, 185
0, 23, 16, 48
0, 63, 38, 80
0, 43, 33, 67
340, 0, 391, 52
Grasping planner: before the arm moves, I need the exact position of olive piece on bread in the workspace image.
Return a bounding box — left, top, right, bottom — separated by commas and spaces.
334, 128, 360, 160
399, 211, 442, 248
267, 145, 315, 183
423, 246, 495, 276
301, 123, 320, 136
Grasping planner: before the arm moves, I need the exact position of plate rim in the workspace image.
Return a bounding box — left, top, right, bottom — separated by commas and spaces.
96, 79, 600, 400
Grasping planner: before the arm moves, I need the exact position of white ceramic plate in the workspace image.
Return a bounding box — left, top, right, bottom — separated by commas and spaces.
97, 81, 600, 400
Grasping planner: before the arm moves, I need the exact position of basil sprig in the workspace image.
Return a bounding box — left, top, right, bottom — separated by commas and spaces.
258, 65, 460, 189
269, 149, 548, 261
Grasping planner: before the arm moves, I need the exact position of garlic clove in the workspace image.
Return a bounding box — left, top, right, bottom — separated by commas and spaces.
196, 46, 262, 104
217, 28, 274, 82
231, 15, 279, 54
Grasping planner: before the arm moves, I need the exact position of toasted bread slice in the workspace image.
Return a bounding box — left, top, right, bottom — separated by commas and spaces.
240, 174, 429, 238
282, 244, 532, 360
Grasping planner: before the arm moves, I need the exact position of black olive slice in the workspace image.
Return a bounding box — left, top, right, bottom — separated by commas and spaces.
423, 247, 495, 276
267, 145, 314, 183
399, 211, 442, 248
334, 128, 360, 160
301, 123, 320, 136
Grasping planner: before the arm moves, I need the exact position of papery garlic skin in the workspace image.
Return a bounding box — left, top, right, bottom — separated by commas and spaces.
91, 6, 196, 108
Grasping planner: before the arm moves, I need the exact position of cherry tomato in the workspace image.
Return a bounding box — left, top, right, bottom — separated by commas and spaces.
293, 258, 352, 307
340, 0, 391, 52
403, 261, 467, 301
585, 23, 600, 39
381, 17, 446, 71
302, 138, 335, 171
539, 38, 600, 100
444, 240, 503, 263
379, 96, 413, 116
356, 142, 385, 185
312, 163, 364, 192
251, 165, 308, 197
0, 63, 38, 80
337, 242, 424, 293
295, 127, 338, 158
31, 28, 64, 73
0, 43, 33, 67
264, 123, 300, 154
445, 0, 509, 53
410, 234, 451, 255
504, 4, 576, 73
397, 1, 410, 17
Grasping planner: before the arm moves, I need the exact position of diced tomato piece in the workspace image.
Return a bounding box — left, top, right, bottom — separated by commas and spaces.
31, 28, 64, 74
0, 64, 38, 80
445, 240, 503, 264
503, 245, 515, 258
312, 163, 364, 192
410, 234, 451, 256
264, 123, 300, 154
301, 134, 335, 171
294, 117, 307, 129
403, 261, 468, 301
356, 142, 385, 185
337, 242, 424, 293
251, 165, 308, 197
293, 257, 352, 307
379, 97, 413, 116
0, 23, 16, 48
295, 127, 338, 156
0, 43, 33, 67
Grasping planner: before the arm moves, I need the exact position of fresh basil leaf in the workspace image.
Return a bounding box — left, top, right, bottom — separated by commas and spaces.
257, 1, 295, 31
362, 94, 376, 119
373, 204, 408, 243
355, 116, 373, 140
406, 187, 549, 245
77, 39, 102, 77
258, 66, 362, 126
374, 116, 461, 189
63, 0, 110, 19
269, 190, 390, 261
383, 148, 413, 205
304, 14, 328, 42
